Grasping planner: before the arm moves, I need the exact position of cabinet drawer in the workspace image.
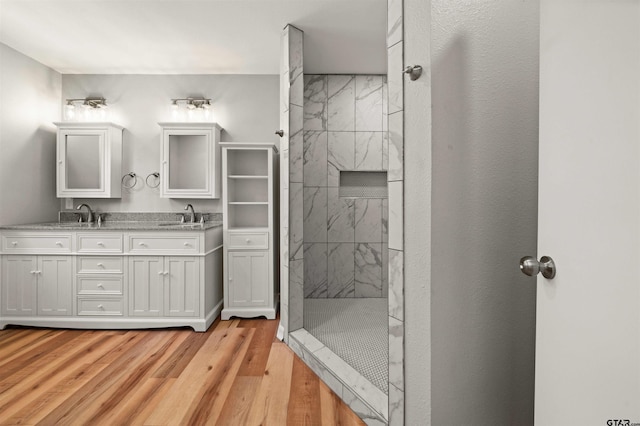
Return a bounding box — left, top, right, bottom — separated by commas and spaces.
128, 235, 199, 254
2, 235, 72, 253
77, 257, 123, 274
77, 234, 123, 253
77, 297, 124, 316
77, 276, 123, 295
226, 232, 269, 249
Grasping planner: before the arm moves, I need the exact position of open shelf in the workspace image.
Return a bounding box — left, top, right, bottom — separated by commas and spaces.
227, 150, 268, 176
227, 204, 268, 228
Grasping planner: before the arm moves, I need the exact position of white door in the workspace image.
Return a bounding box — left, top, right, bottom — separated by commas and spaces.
536, 1, 640, 424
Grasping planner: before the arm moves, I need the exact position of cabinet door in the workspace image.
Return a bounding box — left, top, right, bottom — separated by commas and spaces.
165, 257, 200, 317
57, 129, 106, 197
37, 256, 72, 316
129, 257, 163, 316
227, 251, 269, 307
1, 256, 37, 316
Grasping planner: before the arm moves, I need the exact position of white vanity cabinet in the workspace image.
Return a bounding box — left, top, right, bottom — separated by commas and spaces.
158, 122, 222, 199
2, 255, 72, 316
0, 227, 223, 332
129, 256, 199, 317
1, 233, 73, 317
54, 122, 123, 198
221, 143, 278, 320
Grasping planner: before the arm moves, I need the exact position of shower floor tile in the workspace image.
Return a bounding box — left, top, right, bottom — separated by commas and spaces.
304, 298, 388, 394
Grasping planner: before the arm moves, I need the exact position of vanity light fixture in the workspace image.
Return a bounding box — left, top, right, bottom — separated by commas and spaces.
64, 97, 108, 121
170, 97, 213, 120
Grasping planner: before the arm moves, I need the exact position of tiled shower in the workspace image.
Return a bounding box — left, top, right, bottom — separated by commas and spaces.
302, 74, 389, 299
301, 74, 390, 394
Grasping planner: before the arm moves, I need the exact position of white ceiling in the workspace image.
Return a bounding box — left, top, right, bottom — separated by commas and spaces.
0, 0, 387, 75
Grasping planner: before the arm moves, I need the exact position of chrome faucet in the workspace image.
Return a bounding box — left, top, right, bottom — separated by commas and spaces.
184, 203, 196, 223
76, 203, 94, 223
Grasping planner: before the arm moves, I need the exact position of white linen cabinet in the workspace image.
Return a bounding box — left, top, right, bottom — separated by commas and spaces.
220, 143, 278, 320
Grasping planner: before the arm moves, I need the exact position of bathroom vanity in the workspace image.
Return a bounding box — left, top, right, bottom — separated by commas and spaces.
0, 221, 223, 332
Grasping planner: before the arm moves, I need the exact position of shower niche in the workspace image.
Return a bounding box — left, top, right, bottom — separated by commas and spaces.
339, 171, 388, 199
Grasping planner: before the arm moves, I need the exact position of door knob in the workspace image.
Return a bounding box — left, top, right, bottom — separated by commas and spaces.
520, 255, 556, 279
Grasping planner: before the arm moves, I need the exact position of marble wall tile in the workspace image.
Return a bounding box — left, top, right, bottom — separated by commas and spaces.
355, 75, 384, 132
280, 72, 290, 117
355, 243, 383, 297
288, 26, 304, 108
303, 131, 328, 187
355, 132, 384, 170
280, 27, 289, 77
328, 75, 355, 131
289, 105, 304, 183
328, 131, 355, 187
304, 75, 327, 131
382, 243, 389, 298
382, 77, 388, 132
389, 316, 404, 391
355, 198, 383, 242
388, 111, 404, 181
289, 258, 304, 331
328, 243, 355, 298
387, 0, 403, 48
280, 149, 289, 191
388, 384, 404, 426
304, 243, 328, 298
382, 198, 388, 242
328, 188, 355, 243
388, 181, 403, 251
303, 187, 328, 243
383, 131, 389, 172
388, 42, 404, 115
289, 183, 304, 261
388, 249, 403, 321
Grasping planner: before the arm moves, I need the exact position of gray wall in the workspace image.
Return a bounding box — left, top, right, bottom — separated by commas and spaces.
404, 0, 539, 424
0, 43, 61, 226
62, 74, 279, 214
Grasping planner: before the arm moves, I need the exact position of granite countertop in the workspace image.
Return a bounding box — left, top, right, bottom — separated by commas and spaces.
0, 221, 222, 231
0, 212, 223, 232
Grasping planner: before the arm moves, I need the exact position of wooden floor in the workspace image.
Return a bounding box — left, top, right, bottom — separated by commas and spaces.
0, 318, 365, 425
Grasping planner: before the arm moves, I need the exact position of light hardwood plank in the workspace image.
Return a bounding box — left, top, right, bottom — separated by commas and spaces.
0, 320, 367, 426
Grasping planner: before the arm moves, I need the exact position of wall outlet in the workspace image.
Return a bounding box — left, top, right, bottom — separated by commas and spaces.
65, 198, 74, 209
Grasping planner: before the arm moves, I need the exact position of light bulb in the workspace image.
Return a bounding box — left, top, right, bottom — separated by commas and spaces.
65, 103, 75, 120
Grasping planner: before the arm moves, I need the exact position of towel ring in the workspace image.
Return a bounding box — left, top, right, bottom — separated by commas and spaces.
121, 172, 138, 189
146, 172, 160, 188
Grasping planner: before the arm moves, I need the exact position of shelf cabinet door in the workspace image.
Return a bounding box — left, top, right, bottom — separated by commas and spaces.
1, 255, 37, 316
165, 257, 200, 317
227, 251, 269, 307
129, 257, 163, 317
37, 256, 72, 316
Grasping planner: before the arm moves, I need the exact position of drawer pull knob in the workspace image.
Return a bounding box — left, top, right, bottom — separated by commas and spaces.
97, 304, 104, 310
30, 270, 37, 274
139, 242, 147, 246
158, 271, 164, 275
246, 239, 251, 243
183, 242, 190, 247
97, 242, 105, 246
11, 241, 17, 246
97, 283, 104, 288
97, 263, 104, 268
55, 241, 63, 246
